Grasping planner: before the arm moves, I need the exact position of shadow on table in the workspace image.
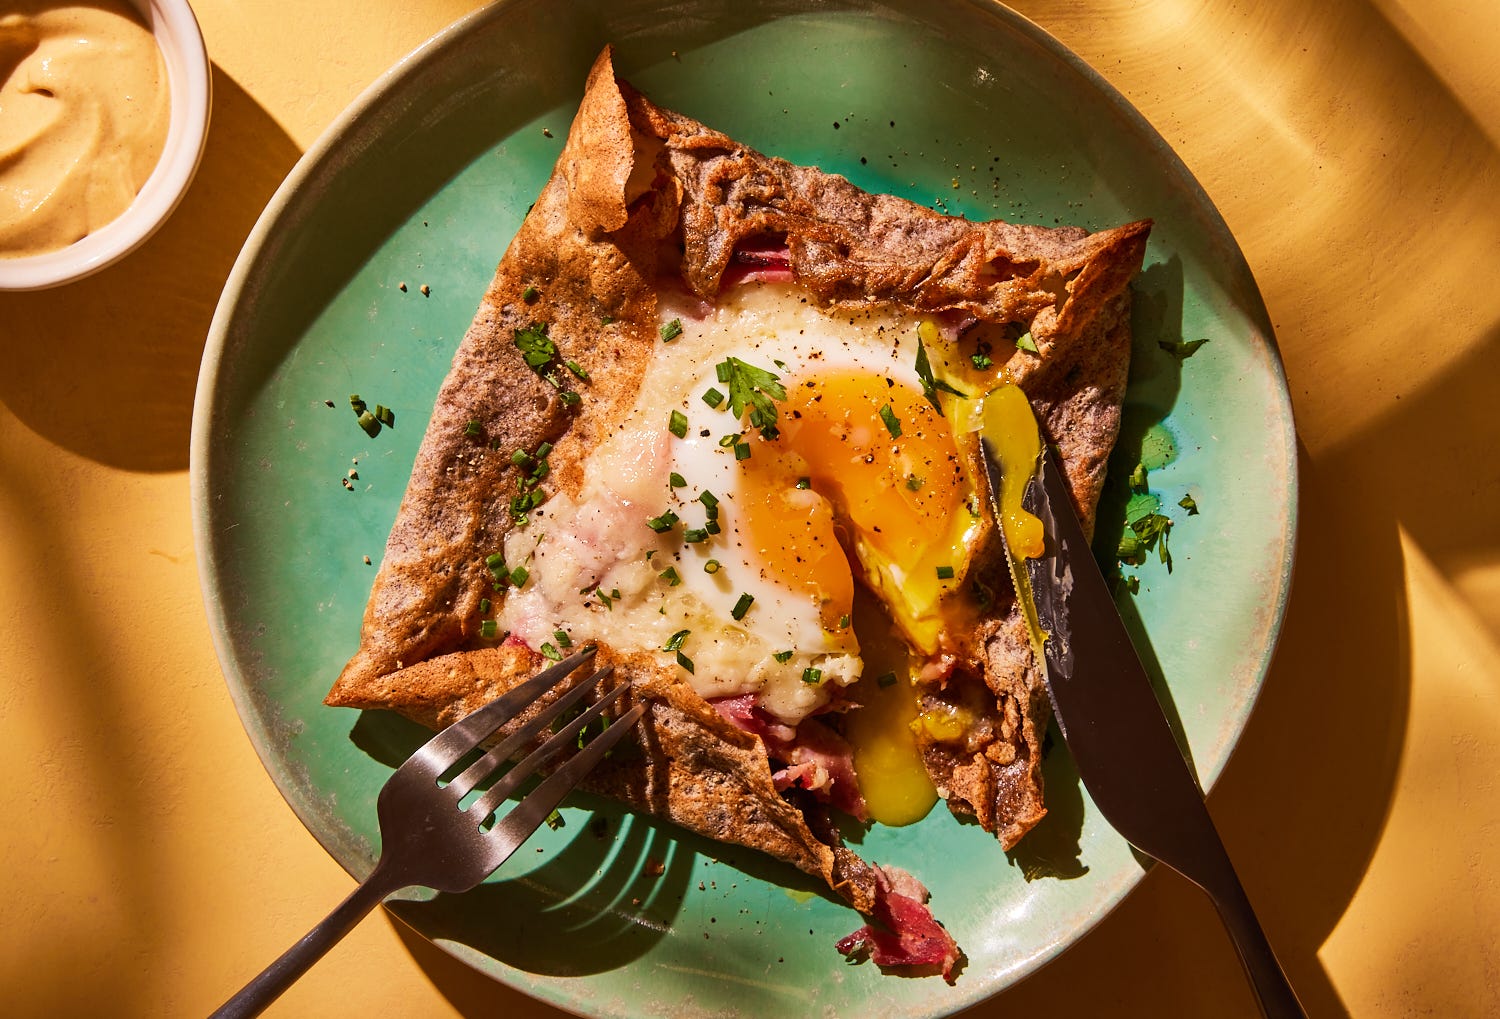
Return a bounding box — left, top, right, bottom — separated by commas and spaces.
0, 66, 300, 473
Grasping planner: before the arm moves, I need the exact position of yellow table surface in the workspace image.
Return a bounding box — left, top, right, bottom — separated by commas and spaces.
4, 1, 1497, 1015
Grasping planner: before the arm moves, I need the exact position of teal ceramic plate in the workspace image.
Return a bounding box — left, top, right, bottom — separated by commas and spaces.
191, 1, 1296, 1015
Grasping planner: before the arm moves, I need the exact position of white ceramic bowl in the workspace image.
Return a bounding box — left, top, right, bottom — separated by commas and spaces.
0, 0, 211, 291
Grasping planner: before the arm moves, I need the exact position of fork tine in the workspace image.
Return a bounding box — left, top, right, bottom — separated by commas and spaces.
469, 683, 633, 821
446, 666, 614, 800
482, 700, 648, 856
412, 647, 597, 775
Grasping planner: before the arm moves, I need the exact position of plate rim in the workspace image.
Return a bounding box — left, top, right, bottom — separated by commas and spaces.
189, 1, 1300, 1014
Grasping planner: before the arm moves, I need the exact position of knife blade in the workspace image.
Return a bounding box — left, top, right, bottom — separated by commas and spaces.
979, 431, 1304, 1019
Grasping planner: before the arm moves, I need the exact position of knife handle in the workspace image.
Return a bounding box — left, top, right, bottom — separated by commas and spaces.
1196, 846, 1307, 1019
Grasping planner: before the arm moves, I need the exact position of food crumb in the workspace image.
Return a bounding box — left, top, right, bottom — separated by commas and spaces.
398, 281, 407, 292
645, 858, 665, 877
542, 128, 553, 138
363, 555, 372, 565
420, 284, 431, 296
348, 469, 358, 480
341, 478, 353, 490
324, 399, 335, 408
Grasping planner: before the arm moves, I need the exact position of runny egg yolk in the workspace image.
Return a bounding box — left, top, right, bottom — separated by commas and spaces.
737, 367, 966, 641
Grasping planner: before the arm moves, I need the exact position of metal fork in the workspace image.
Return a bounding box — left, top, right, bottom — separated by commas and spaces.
212, 648, 643, 1018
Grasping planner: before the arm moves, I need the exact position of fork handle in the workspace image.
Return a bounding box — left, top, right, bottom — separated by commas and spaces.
211, 861, 404, 1019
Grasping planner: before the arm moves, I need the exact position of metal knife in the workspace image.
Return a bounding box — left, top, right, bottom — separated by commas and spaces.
980, 434, 1305, 1019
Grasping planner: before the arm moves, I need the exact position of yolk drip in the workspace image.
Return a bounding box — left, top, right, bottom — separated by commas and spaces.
844, 587, 938, 826
981, 383, 1045, 560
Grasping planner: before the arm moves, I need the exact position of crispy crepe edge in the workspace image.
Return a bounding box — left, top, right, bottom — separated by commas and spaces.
326, 47, 1149, 908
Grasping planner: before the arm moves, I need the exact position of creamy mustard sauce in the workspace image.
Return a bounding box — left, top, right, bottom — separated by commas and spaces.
0, 0, 169, 258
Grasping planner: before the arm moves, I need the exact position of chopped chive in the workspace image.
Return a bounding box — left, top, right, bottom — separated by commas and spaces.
646, 510, 679, 533
509, 566, 530, 587
522, 284, 540, 303
704, 559, 721, 574
878, 403, 902, 438
660, 318, 684, 342
838, 614, 851, 629
669, 472, 687, 488
485, 552, 506, 570
540, 642, 563, 661
535, 442, 553, 459
375, 405, 395, 427
699, 490, 719, 515
479, 619, 498, 639
682, 527, 709, 543
349, 394, 366, 414
357, 410, 381, 437
464, 419, 483, 437
554, 630, 573, 647
773, 650, 794, 663
479, 598, 491, 613
731, 593, 754, 620
876, 671, 898, 688
801, 667, 822, 685
936, 565, 956, 580
668, 410, 689, 438
718, 433, 740, 449
733, 442, 751, 461
565, 360, 590, 381
511, 448, 533, 467
659, 566, 682, 586
702, 387, 726, 408
559, 390, 581, 407
704, 519, 721, 535
664, 629, 691, 652
715, 361, 732, 383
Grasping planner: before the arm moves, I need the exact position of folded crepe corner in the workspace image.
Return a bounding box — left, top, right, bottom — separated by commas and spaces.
325, 46, 1149, 968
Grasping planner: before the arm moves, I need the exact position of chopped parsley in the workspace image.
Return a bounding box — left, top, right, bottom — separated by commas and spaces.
660, 566, 682, 586
878, 403, 902, 438
914, 330, 967, 413
1179, 494, 1200, 515
714, 357, 786, 432
1014, 330, 1039, 354
669, 472, 687, 488
905, 474, 924, 491
514, 322, 557, 369
521, 284, 540, 303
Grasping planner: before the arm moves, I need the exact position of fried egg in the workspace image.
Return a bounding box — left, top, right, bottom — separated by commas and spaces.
498, 283, 990, 802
